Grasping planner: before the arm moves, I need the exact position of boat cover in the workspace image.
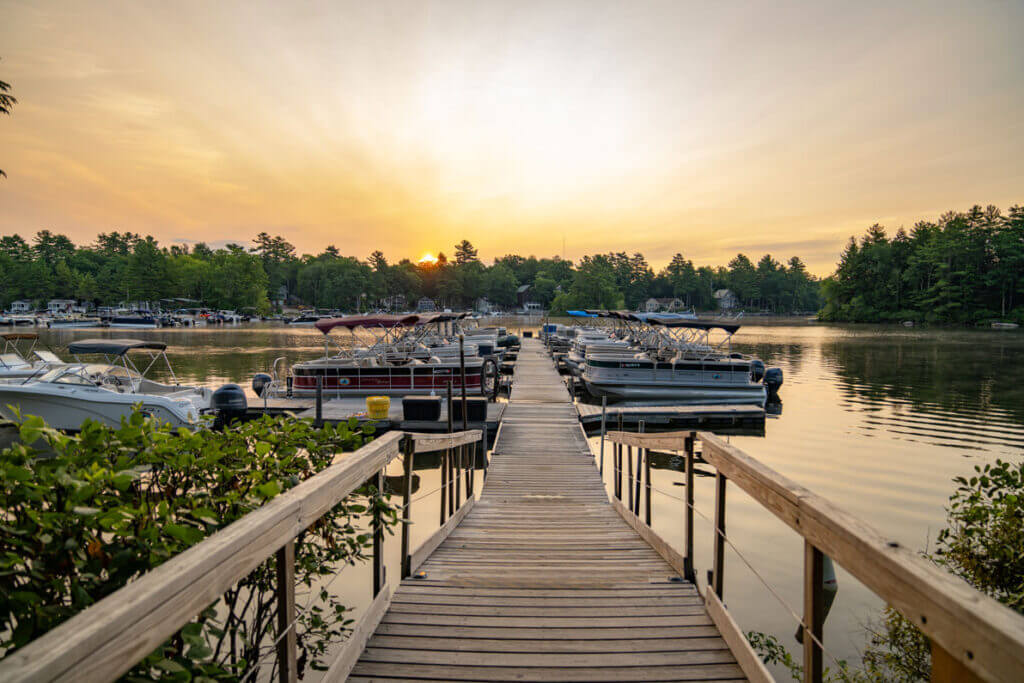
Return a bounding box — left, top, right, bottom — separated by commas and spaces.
315, 314, 423, 333
68, 339, 168, 355
567, 310, 598, 317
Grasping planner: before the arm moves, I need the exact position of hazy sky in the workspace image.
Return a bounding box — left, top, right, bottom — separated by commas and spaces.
1, 0, 1022, 274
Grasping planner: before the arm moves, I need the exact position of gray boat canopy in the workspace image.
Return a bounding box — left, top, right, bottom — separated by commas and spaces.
583, 310, 741, 334
68, 339, 169, 355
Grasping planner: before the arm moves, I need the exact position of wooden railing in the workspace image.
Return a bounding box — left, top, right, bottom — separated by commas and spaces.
0, 428, 483, 683
606, 429, 1024, 683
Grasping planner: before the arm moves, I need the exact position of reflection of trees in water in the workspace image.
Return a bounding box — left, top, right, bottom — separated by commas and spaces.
820, 337, 1024, 424
735, 341, 807, 377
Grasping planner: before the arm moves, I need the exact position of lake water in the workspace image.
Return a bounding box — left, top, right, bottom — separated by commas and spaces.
21, 319, 1024, 677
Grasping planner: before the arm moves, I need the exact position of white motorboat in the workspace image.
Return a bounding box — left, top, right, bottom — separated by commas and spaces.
0, 339, 212, 430
0, 333, 68, 381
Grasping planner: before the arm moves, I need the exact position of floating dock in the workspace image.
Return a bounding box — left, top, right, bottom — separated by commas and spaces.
576, 401, 766, 435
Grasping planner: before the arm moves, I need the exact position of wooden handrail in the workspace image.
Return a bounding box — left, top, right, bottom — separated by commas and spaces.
605, 429, 1024, 683
405, 429, 481, 453
0, 428, 484, 683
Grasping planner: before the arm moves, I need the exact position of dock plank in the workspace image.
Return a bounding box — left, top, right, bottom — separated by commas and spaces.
347, 338, 746, 682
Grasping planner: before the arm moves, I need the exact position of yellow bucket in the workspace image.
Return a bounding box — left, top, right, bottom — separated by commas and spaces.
366, 396, 390, 420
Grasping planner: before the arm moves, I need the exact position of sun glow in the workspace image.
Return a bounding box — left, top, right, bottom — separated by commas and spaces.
418, 253, 438, 265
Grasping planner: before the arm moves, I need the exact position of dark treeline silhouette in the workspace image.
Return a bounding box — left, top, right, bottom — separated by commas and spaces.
0, 231, 821, 314
820, 204, 1024, 324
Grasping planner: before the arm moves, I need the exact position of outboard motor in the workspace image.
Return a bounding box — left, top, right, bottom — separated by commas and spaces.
764, 367, 784, 395
477, 342, 494, 357
750, 359, 766, 383
251, 373, 273, 398
212, 383, 248, 428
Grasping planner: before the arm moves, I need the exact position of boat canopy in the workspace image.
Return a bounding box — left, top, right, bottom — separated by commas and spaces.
567, 310, 598, 318
68, 339, 169, 355
579, 311, 741, 333
1, 333, 38, 341
315, 312, 471, 334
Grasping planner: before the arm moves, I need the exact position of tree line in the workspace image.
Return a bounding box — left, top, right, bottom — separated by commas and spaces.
0, 230, 822, 315
820, 204, 1024, 324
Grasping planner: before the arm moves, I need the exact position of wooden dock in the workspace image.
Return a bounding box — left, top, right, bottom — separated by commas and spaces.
251, 396, 505, 433
348, 338, 749, 681
576, 402, 766, 435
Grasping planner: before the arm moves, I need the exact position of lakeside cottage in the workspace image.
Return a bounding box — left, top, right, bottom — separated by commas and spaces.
644, 297, 685, 312
516, 284, 542, 314
47, 299, 77, 315
9, 300, 33, 314
713, 289, 739, 311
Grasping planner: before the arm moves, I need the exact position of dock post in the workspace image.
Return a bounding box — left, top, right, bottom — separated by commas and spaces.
712, 471, 726, 599
372, 468, 385, 597
400, 436, 415, 578
314, 375, 323, 427
684, 433, 695, 582
803, 542, 824, 683
275, 540, 297, 683
599, 396, 607, 476
457, 336, 467, 509
480, 424, 488, 481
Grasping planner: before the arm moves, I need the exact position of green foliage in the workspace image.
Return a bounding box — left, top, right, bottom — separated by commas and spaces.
821, 204, 1024, 324
0, 410, 392, 678
936, 459, 1024, 612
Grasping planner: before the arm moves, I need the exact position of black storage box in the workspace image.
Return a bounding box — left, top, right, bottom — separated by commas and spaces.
403, 395, 442, 421
523, 330, 533, 338
451, 396, 488, 423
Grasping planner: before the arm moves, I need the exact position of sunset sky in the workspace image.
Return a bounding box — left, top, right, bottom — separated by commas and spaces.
1, 0, 1022, 274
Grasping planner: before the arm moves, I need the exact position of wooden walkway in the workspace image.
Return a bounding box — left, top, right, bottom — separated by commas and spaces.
349, 339, 746, 681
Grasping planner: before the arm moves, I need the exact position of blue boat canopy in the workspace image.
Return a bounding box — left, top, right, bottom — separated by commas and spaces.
566, 310, 597, 318
68, 339, 168, 355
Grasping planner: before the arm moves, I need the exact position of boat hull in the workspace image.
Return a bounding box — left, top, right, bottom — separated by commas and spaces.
290, 363, 488, 397
580, 378, 767, 404
0, 385, 203, 430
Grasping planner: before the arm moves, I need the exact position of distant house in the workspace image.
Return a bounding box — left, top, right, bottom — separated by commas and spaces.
475, 297, 494, 314
416, 297, 437, 313
47, 299, 77, 315
9, 300, 33, 314
713, 289, 739, 311
644, 297, 685, 313
516, 285, 542, 314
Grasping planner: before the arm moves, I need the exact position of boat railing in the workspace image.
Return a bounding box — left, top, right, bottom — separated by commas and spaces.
603, 429, 1024, 683
0, 427, 485, 683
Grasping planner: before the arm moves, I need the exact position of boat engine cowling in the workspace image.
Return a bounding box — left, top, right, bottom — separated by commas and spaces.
764, 367, 783, 394
750, 359, 766, 383
212, 384, 248, 426
251, 373, 273, 398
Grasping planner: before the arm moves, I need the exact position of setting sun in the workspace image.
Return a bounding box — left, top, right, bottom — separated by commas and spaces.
418, 253, 438, 265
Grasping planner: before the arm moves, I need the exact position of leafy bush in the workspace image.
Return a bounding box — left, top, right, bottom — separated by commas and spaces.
0, 410, 394, 680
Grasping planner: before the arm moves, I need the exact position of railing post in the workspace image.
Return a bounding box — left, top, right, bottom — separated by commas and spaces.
804, 542, 824, 683
372, 468, 385, 597
684, 433, 695, 582
635, 420, 645, 517
446, 380, 455, 517
644, 439, 651, 526
627, 444, 634, 512
617, 413, 624, 499
400, 436, 415, 578
712, 471, 726, 599
275, 540, 297, 683
599, 396, 607, 476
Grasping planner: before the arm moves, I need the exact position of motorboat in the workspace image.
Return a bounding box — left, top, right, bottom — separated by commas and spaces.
46, 316, 103, 329
577, 312, 780, 404
108, 315, 160, 329
0, 333, 67, 381
259, 314, 498, 399
0, 339, 212, 430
